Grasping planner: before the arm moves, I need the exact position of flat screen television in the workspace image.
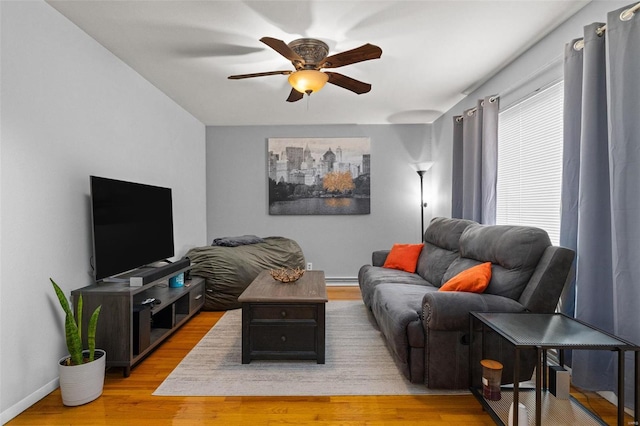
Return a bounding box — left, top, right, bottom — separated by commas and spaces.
90, 176, 175, 281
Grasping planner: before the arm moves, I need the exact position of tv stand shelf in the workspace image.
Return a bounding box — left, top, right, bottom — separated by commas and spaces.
72, 275, 205, 377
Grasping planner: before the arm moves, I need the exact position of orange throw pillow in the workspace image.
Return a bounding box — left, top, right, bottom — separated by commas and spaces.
383, 243, 424, 273
439, 262, 492, 293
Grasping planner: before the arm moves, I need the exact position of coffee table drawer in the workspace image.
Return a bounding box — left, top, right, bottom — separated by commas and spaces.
250, 324, 317, 352
251, 304, 317, 321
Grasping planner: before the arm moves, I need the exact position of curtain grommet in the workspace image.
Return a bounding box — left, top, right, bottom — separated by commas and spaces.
620, 8, 635, 22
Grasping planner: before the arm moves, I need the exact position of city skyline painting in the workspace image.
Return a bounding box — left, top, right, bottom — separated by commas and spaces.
268, 137, 371, 215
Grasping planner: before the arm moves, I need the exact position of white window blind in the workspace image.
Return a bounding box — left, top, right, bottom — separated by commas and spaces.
496, 81, 564, 245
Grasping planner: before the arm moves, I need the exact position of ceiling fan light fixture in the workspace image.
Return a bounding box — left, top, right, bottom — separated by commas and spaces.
288, 70, 329, 95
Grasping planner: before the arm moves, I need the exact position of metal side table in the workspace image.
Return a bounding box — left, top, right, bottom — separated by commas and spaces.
470, 312, 639, 426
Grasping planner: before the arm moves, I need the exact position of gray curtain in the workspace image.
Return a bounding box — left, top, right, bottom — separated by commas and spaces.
560, 3, 640, 410
452, 95, 499, 224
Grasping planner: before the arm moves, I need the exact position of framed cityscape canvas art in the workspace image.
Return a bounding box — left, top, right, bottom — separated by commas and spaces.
268, 137, 371, 215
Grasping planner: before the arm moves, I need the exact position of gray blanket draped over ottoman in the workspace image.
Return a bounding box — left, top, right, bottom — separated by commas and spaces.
187, 236, 305, 310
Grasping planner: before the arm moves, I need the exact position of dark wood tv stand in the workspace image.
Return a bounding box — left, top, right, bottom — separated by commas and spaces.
72, 273, 204, 377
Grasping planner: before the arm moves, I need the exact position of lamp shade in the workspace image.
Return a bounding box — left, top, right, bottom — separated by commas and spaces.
288, 70, 329, 95
410, 161, 434, 173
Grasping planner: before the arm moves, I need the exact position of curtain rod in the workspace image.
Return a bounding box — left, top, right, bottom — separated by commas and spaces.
466, 97, 498, 116
574, 1, 640, 50
458, 2, 639, 121
455, 96, 498, 121
455, 50, 562, 121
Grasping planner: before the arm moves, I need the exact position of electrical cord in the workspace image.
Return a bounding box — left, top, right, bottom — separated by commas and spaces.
572, 385, 603, 422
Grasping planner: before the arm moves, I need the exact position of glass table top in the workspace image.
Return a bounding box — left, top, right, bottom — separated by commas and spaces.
472, 312, 638, 349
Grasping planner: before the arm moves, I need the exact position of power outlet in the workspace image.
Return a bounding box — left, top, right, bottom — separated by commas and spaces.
306, 262, 313, 270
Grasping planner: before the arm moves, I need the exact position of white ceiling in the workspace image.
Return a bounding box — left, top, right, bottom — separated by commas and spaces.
46, 1, 590, 126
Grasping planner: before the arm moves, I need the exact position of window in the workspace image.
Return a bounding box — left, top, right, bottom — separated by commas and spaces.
496, 81, 564, 245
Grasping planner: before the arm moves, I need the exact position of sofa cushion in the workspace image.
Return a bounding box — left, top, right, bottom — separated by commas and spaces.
416, 217, 477, 286
443, 224, 551, 300
371, 283, 436, 380
358, 265, 433, 308
439, 262, 492, 293
383, 243, 424, 273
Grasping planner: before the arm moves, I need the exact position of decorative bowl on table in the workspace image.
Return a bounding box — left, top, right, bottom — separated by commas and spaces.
270, 268, 305, 283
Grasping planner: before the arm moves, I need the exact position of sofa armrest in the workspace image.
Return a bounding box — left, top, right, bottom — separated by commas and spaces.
518, 245, 575, 313
422, 292, 526, 331
372, 250, 390, 267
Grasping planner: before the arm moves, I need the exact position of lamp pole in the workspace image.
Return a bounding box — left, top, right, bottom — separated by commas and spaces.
411, 161, 433, 242
417, 170, 426, 241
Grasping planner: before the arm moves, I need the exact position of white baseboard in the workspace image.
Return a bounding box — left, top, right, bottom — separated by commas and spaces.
325, 277, 358, 286
1, 377, 59, 424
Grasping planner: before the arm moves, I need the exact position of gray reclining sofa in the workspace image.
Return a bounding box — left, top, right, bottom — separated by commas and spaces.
358, 217, 575, 389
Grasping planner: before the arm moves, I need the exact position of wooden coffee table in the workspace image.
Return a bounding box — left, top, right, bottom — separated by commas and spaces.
237, 270, 328, 364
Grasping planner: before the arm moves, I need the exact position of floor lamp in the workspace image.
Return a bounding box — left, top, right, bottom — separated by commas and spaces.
411, 162, 434, 241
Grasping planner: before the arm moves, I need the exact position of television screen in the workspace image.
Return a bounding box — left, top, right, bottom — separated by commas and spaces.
90, 176, 175, 281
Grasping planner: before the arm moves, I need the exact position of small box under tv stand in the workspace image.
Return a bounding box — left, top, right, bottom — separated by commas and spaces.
72, 273, 205, 377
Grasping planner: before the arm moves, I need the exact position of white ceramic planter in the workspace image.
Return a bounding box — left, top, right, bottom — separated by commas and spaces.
58, 349, 106, 406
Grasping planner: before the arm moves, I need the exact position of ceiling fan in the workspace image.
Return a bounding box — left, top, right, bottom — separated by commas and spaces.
228, 37, 382, 102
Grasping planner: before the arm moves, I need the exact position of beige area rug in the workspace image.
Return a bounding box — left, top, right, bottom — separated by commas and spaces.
154, 300, 468, 396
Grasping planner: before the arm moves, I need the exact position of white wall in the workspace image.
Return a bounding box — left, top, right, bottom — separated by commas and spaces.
206, 124, 433, 280
0, 2, 206, 422
430, 0, 630, 219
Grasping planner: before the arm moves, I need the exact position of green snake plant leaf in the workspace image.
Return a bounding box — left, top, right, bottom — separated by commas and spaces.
87, 306, 101, 362
50, 278, 101, 364
64, 312, 83, 365
77, 293, 83, 344
50, 279, 73, 318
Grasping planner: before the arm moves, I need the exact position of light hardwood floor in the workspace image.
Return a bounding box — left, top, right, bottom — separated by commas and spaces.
9, 287, 628, 425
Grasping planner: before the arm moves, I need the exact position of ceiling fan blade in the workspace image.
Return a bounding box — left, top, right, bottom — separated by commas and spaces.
286, 88, 304, 102
320, 44, 382, 69
228, 70, 292, 80
325, 72, 372, 95
260, 37, 304, 64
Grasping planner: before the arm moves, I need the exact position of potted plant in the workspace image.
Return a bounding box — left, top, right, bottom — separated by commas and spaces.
50, 278, 105, 406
